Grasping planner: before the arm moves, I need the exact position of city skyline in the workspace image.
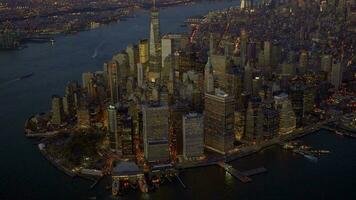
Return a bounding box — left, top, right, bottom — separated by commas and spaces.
1, 0, 356, 199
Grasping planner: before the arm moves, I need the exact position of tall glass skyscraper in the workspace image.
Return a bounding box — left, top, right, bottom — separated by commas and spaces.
149, 0, 161, 73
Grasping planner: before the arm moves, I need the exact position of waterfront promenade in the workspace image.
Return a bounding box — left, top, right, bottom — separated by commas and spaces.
178, 118, 336, 170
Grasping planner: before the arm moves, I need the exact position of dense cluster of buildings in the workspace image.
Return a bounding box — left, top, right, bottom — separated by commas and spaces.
44, 0, 355, 172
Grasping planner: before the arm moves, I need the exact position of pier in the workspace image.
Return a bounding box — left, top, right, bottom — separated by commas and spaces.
217, 162, 251, 183
242, 167, 268, 177
322, 126, 356, 139
175, 175, 186, 189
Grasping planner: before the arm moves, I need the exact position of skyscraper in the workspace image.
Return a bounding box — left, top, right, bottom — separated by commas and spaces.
126, 44, 139, 77
107, 104, 133, 155
149, 0, 161, 73
108, 105, 121, 153
331, 60, 343, 90
274, 93, 296, 135
142, 102, 170, 163
77, 107, 91, 129
264, 41, 271, 70
245, 101, 264, 141
240, 29, 248, 66
204, 57, 214, 93
51, 95, 64, 125
262, 106, 280, 139
108, 61, 120, 104
82, 72, 94, 90
182, 113, 204, 160
241, 0, 253, 9
204, 89, 235, 154
290, 83, 305, 128
298, 50, 308, 73
161, 37, 172, 70
139, 39, 149, 64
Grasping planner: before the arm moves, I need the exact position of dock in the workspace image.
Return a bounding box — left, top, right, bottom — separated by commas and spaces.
216, 162, 252, 183
242, 167, 268, 177
175, 175, 186, 189
322, 126, 356, 139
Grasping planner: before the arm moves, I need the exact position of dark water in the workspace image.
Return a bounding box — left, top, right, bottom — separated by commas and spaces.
0, 0, 355, 199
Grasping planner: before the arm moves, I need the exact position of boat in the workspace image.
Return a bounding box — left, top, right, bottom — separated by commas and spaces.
335, 131, 344, 136
19, 72, 34, 80
304, 154, 318, 163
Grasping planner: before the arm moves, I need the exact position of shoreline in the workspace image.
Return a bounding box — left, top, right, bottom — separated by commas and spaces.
178, 118, 336, 169
0, 0, 209, 51
38, 145, 77, 178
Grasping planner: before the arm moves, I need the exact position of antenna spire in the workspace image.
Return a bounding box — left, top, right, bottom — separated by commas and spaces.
153, 0, 156, 9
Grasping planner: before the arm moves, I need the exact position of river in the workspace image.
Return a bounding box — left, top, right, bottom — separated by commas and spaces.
0, 0, 355, 199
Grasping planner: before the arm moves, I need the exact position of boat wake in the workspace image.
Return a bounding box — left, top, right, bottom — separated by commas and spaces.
92, 41, 105, 59
0, 73, 34, 88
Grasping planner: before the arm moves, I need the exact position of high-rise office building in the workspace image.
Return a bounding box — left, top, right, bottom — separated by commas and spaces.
331, 60, 343, 90
126, 44, 139, 77
290, 83, 305, 128
161, 37, 172, 70
62, 82, 78, 118
182, 113, 204, 160
169, 102, 189, 157
139, 39, 149, 64
204, 89, 235, 154
240, 29, 248, 66
142, 103, 170, 163
303, 87, 315, 114
108, 61, 120, 104
262, 105, 279, 139
264, 41, 271, 69
245, 101, 264, 141
108, 105, 121, 153
82, 72, 94, 89
121, 115, 134, 156
51, 95, 64, 125
298, 50, 308, 73
77, 107, 91, 128
211, 54, 229, 89
204, 57, 214, 93
149, 1, 161, 73
243, 62, 253, 94
137, 63, 144, 88
225, 66, 243, 110
321, 54, 332, 75
274, 93, 296, 135
241, 0, 253, 9
234, 110, 245, 140
107, 104, 133, 155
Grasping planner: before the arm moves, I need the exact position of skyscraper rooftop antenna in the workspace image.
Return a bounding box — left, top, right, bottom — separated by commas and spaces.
153, 0, 156, 9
